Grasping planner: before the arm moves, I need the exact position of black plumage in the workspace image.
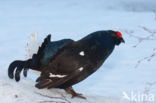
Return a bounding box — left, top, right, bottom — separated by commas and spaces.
8, 30, 125, 99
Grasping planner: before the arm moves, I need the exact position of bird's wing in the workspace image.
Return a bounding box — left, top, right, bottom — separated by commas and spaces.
31, 34, 51, 68
41, 39, 74, 65
35, 68, 82, 89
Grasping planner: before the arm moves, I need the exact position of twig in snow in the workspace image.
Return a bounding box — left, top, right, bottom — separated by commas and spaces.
34, 92, 71, 103
135, 52, 156, 68
124, 27, 156, 68
124, 27, 156, 48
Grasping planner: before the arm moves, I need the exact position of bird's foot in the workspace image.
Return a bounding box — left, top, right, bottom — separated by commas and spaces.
71, 93, 86, 99
65, 87, 86, 99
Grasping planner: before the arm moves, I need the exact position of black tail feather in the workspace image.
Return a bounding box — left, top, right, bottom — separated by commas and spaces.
8, 59, 34, 81
8, 60, 25, 79
8, 34, 51, 81
23, 68, 28, 77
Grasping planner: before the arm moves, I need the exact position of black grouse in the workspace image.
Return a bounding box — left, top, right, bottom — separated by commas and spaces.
8, 30, 125, 99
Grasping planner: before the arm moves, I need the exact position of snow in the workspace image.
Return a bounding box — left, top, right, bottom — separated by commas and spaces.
0, 0, 156, 103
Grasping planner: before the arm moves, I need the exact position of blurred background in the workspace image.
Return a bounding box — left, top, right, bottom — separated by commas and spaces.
0, 0, 156, 103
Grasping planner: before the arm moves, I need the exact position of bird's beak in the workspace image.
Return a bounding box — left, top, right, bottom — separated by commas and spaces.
121, 38, 125, 43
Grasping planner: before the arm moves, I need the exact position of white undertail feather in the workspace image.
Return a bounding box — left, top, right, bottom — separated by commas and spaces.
25, 32, 41, 75
25, 32, 41, 60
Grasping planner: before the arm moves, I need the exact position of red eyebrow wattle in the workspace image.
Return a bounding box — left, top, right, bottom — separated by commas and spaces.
116, 31, 122, 38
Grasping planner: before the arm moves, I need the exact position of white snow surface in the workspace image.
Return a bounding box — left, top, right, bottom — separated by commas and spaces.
0, 0, 156, 103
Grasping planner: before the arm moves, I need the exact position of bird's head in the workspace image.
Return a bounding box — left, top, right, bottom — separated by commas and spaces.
109, 30, 125, 45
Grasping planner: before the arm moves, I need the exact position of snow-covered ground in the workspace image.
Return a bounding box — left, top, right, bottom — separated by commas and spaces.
0, 0, 156, 103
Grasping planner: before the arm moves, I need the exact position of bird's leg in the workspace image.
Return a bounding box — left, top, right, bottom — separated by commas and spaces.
65, 87, 86, 99
36, 70, 50, 82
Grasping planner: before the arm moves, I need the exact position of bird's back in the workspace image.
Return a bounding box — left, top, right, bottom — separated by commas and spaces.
41, 39, 73, 65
